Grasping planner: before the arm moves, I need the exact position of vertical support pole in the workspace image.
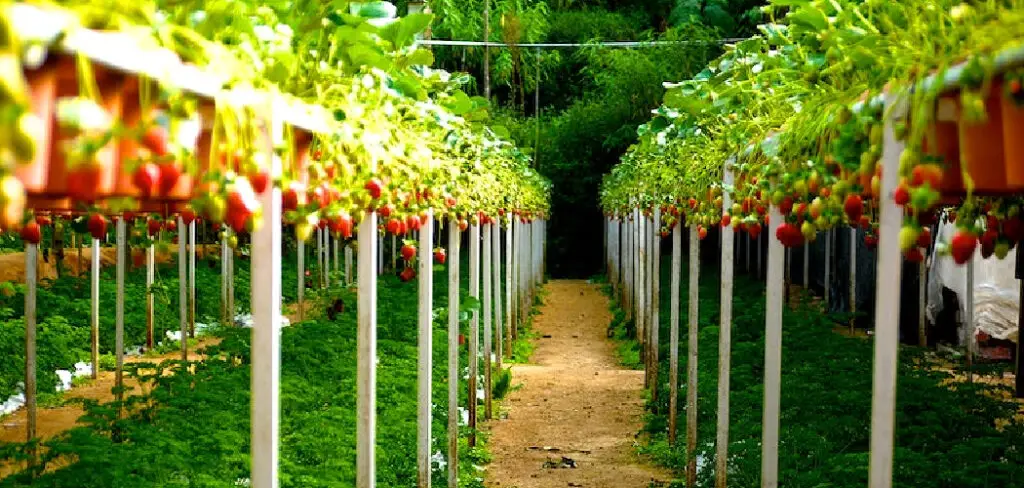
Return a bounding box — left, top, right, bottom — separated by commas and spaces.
668, 221, 681, 445
918, 258, 927, 347
334, 236, 340, 274
716, 163, 736, 488
493, 221, 504, 371
146, 243, 155, 350
179, 216, 188, 360
447, 219, 461, 487
868, 95, 907, 488
506, 219, 514, 350
966, 256, 975, 383
222, 231, 228, 323
228, 240, 235, 324
391, 233, 397, 272
762, 205, 785, 488
251, 113, 282, 488
637, 209, 646, 349
803, 241, 810, 288
323, 227, 330, 288
650, 208, 662, 403
298, 239, 305, 321
469, 222, 480, 447
483, 223, 493, 420
378, 234, 385, 276
1016, 245, 1024, 398
686, 224, 700, 488
417, 211, 434, 488
115, 217, 126, 406
357, 202, 379, 487
24, 242, 37, 444
824, 230, 831, 309
91, 238, 100, 380
850, 227, 858, 332
189, 221, 196, 338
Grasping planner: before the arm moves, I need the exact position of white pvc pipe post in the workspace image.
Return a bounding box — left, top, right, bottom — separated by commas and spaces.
147, 242, 155, 350
762, 205, 785, 488
378, 234, 384, 275
115, 218, 126, 406
918, 257, 927, 347
323, 227, 330, 288
850, 227, 857, 332
624, 216, 632, 317
966, 256, 975, 383
179, 216, 188, 360
446, 219, 461, 488
668, 222, 682, 445
298, 239, 305, 321
716, 162, 736, 488
468, 222, 481, 446
637, 209, 646, 349
24, 242, 37, 443
345, 243, 354, 286
189, 221, 196, 338
251, 116, 282, 488
91, 238, 100, 379
868, 95, 907, 488
483, 223, 493, 420
493, 221, 503, 370
824, 230, 831, 308
222, 232, 228, 323
334, 236, 340, 274
686, 224, 700, 488
357, 204, 379, 487
505, 219, 514, 350
417, 212, 434, 488
651, 208, 662, 402
391, 233, 397, 271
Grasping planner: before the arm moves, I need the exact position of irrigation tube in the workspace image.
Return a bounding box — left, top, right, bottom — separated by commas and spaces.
716, 162, 736, 488
250, 119, 282, 488
417, 211, 434, 488
868, 94, 906, 488
483, 224, 493, 421
686, 224, 700, 488
357, 196, 379, 487
762, 205, 785, 488
468, 222, 481, 447
446, 219, 461, 488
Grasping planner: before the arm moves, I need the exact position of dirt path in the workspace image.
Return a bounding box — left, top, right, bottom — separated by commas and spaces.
487, 280, 672, 488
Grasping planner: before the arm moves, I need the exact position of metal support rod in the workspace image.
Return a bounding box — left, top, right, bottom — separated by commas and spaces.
651, 209, 662, 403
222, 232, 228, 323
91, 238, 100, 380
468, 223, 480, 447
966, 255, 975, 383
850, 227, 858, 332
391, 233, 397, 272
447, 219, 461, 488
668, 222, 681, 445
803, 241, 810, 288
505, 219, 514, 351
179, 216, 187, 360
762, 205, 785, 488
189, 221, 196, 338
250, 117, 282, 488
24, 243, 37, 443
493, 221, 504, 371
638, 209, 646, 349
417, 212, 434, 488
298, 239, 305, 321
868, 95, 907, 488
357, 206, 379, 487
918, 257, 927, 347
483, 223, 493, 420
115, 218, 126, 406
716, 164, 736, 488
686, 224, 700, 488
346, 243, 354, 286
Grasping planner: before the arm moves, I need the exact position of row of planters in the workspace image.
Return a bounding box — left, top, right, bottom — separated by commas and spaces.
605, 257, 1024, 487
601, 0, 1024, 263
0, 258, 506, 488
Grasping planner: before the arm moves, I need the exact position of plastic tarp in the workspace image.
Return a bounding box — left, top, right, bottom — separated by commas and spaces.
928, 220, 1020, 346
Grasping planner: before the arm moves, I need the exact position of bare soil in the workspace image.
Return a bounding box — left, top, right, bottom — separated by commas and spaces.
486, 280, 672, 488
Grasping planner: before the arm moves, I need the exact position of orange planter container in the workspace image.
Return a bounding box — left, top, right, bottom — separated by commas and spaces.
958, 84, 1008, 193
1001, 84, 1024, 187
921, 99, 964, 194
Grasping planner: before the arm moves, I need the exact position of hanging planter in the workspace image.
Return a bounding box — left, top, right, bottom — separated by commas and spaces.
921, 96, 965, 194
1001, 72, 1024, 187
957, 83, 1008, 193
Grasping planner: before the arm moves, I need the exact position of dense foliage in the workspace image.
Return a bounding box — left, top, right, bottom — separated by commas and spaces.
607, 251, 1024, 487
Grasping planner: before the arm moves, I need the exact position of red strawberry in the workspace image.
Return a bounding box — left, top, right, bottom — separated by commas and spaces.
380, 204, 395, 218
434, 247, 447, 264
458, 219, 469, 232
905, 248, 924, 263
864, 234, 878, 249
249, 169, 270, 194
20, 221, 41, 244
132, 249, 145, 268
1003, 216, 1024, 242
950, 230, 978, 264
338, 213, 354, 238
916, 227, 932, 249
406, 214, 421, 232
980, 230, 998, 259
386, 218, 402, 235
147, 218, 162, 237
35, 215, 52, 227
133, 163, 160, 197
282, 183, 301, 212
181, 208, 197, 226
164, 219, 178, 233
721, 214, 732, 227
87, 214, 108, 240
399, 266, 416, 282
67, 164, 102, 202
779, 196, 794, 215
894, 185, 910, 206
859, 216, 871, 229
445, 196, 457, 208
748, 222, 762, 239
845, 195, 864, 224
401, 243, 416, 261
365, 178, 384, 199
697, 226, 708, 240
158, 162, 182, 196
142, 126, 170, 157
688, 198, 697, 210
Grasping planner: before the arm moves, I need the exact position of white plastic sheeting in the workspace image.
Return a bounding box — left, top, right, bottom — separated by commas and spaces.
928, 219, 1020, 346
